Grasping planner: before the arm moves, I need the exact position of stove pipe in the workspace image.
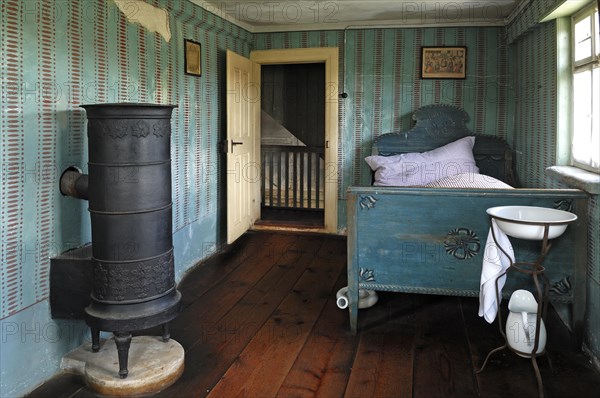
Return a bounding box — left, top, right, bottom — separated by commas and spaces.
61, 103, 181, 378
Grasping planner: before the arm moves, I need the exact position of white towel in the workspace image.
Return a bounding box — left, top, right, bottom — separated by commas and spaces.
478, 219, 515, 323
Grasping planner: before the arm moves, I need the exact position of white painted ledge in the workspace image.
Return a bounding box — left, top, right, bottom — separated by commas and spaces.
546, 166, 600, 195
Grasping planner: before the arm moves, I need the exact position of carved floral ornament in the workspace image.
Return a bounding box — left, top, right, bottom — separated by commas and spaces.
444, 227, 481, 260
359, 195, 378, 210
554, 199, 573, 212
426, 115, 456, 138
91, 119, 171, 139
550, 276, 572, 297
359, 268, 375, 283
93, 252, 174, 302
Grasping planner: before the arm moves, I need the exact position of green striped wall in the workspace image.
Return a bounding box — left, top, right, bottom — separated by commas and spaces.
507, 0, 563, 43
511, 21, 559, 189
0, 1, 251, 395
255, 26, 511, 193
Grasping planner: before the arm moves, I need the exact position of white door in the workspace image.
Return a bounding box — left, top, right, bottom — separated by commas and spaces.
226, 50, 260, 244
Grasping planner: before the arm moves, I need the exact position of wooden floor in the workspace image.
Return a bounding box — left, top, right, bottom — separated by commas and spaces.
29, 232, 600, 398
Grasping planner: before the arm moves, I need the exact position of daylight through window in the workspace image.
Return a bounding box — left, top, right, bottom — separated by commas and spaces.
572, 3, 600, 172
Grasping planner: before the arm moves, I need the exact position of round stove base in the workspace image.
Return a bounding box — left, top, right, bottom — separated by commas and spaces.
62, 335, 184, 396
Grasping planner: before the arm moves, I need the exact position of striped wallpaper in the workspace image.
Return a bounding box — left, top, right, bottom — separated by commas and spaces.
0, 0, 252, 321
512, 21, 559, 189
507, 0, 563, 44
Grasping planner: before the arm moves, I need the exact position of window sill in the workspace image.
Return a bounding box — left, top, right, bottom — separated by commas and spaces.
546, 166, 600, 194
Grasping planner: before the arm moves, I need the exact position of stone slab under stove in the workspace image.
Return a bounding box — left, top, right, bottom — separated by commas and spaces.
61, 335, 184, 396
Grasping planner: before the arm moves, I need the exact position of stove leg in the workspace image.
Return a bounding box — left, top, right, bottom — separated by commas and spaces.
162, 323, 170, 342
91, 328, 100, 352
114, 332, 132, 379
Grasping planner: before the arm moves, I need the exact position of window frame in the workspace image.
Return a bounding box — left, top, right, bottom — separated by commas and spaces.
571, 2, 599, 173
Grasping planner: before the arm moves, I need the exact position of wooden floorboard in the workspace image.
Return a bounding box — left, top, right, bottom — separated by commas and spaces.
277, 263, 354, 398
412, 296, 479, 398
157, 233, 309, 397
26, 231, 600, 398
206, 236, 344, 398
345, 292, 419, 398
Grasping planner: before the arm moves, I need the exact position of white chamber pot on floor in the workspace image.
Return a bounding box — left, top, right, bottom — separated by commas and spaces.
505, 289, 546, 357
336, 287, 378, 310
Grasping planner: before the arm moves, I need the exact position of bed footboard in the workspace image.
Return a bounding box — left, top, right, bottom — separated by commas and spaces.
346, 187, 588, 344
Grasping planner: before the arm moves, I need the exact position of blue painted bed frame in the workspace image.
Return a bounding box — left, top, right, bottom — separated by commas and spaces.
346, 105, 588, 346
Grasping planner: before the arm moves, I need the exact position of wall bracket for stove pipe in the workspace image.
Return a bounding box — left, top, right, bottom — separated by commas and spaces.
57, 103, 182, 379
49, 168, 93, 320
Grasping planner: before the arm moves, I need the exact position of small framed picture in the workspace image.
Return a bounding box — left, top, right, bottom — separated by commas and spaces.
421, 46, 467, 79
184, 39, 201, 76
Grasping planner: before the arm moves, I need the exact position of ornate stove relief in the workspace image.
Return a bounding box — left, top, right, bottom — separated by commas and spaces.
131, 120, 150, 137
110, 120, 129, 139
92, 119, 169, 139
444, 228, 481, 260
93, 252, 175, 302
153, 120, 170, 137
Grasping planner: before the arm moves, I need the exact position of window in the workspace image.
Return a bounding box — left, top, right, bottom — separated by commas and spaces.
572, 3, 599, 172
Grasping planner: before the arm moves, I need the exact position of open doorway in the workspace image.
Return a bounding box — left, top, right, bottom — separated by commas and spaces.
256, 63, 325, 228
249, 48, 339, 234
225, 48, 338, 243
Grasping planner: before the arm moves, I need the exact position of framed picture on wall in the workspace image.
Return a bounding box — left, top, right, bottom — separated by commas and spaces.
184, 39, 201, 76
421, 46, 466, 79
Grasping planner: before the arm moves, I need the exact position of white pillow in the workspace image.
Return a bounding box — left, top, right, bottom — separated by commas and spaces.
365, 136, 479, 186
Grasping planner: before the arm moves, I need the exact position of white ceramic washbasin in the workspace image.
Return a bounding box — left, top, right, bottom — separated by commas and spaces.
487, 206, 577, 240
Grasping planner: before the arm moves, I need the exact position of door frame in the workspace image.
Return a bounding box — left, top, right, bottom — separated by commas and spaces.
250, 47, 339, 234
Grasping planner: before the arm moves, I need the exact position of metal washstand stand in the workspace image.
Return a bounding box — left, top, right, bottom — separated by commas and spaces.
476, 206, 577, 398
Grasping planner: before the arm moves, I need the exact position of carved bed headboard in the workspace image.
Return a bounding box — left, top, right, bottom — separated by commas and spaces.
372, 104, 516, 185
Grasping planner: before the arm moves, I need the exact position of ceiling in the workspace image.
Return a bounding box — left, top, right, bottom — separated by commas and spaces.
189, 0, 526, 33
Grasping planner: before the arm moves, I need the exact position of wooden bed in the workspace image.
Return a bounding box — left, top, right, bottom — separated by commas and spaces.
346, 105, 588, 345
